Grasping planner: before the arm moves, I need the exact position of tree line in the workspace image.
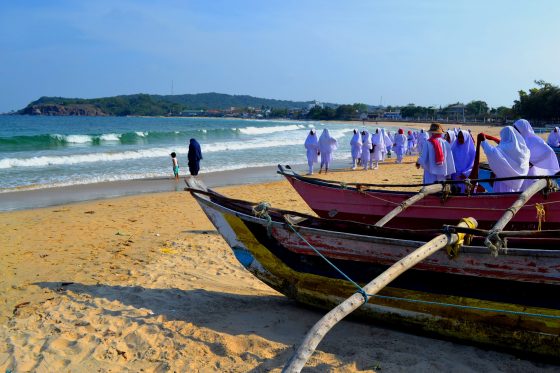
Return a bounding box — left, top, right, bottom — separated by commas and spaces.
18, 81, 560, 123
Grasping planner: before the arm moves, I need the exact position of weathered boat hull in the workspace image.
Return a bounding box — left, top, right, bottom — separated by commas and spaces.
186, 180, 560, 360
280, 168, 560, 230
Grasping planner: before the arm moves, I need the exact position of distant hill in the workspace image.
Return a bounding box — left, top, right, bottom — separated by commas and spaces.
18, 93, 330, 116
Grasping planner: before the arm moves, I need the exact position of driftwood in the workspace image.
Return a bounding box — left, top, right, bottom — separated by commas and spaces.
283, 218, 478, 373
374, 184, 444, 227
485, 178, 550, 253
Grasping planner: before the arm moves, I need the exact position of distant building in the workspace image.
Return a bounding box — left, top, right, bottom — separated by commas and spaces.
383, 111, 402, 119
307, 100, 324, 110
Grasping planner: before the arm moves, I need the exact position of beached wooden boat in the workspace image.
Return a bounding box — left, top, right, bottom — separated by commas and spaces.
278, 165, 560, 230
185, 178, 560, 360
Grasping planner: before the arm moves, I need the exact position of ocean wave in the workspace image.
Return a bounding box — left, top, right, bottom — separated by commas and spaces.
238, 124, 305, 135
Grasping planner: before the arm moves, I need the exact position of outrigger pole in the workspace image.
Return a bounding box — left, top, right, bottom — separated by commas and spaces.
283, 218, 478, 373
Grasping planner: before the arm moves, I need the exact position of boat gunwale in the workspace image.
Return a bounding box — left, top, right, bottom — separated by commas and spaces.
188, 188, 560, 259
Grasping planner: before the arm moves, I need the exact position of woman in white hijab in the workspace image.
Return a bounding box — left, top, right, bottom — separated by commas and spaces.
547, 127, 560, 147
451, 130, 475, 192
513, 119, 560, 189
444, 130, 456, 144
304, 129, 319, 175
418, 129, 429, 155
481, 126, 529, 193
371, 129, 386, 169
381, 129, 393, 160
318, 128, 338, 174
350, 129, 362, 170
361, 129, 372, 170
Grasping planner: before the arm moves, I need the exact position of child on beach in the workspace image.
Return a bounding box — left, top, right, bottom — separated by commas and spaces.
170, 152, 179, 181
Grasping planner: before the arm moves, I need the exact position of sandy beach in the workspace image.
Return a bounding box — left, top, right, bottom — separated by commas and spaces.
1, 122, 557, 372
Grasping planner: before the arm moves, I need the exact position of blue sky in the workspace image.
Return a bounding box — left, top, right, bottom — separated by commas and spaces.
1, 0, 559, 112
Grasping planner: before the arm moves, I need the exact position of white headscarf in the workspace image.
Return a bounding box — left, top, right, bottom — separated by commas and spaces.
304, 129, 318, 148
361, 129, 372, 149
381, 128, 392, 145
451, 130, 475, 175
513, 119, 559, 174
484, 126, 529, 190
318, 128, 338, 154
371, 128, 386, 148
547, 127, 560, 147
445, 130, 456, 144
350, 129, 362, 147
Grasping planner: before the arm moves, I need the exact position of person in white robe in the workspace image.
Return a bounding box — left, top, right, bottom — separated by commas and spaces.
416, 123, 456, 184
513, 119, 560, 189
451, 130, 476, 192
417, 129, 429, 156
547, 127, 560, 147
350, 129, 362, 170
361, 129, 372, 170
406, 130, 415, 155
371, 129, 386, 169
481, 126, 529, 193
393, 128, 407, 163
381, 129, 393, 159
318, 128, 338, 174
304, 129, 319, 175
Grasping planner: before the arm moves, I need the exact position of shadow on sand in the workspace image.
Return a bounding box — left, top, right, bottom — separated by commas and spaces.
35, 282, 340, 371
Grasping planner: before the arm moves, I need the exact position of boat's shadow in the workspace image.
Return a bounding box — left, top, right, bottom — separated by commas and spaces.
34, 281, 343, 371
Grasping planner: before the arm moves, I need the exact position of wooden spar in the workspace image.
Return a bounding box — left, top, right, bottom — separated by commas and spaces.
374, 184, 443, 227
485, 178, 550, 253
283, 218, 478, 373
470, 133, 501, 189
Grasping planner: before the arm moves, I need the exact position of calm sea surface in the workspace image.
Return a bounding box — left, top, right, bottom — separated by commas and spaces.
0, 116, 399, 192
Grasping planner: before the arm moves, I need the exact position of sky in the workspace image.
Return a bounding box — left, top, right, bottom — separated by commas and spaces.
1, 0, 559, 113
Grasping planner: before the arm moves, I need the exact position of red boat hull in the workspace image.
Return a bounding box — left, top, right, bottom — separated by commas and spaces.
284, 173, 560, 230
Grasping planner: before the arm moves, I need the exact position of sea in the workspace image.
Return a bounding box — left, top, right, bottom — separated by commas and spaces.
0, 116, 399, 193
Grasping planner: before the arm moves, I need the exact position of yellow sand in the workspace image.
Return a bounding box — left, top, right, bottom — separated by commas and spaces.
2, 123, 554, 372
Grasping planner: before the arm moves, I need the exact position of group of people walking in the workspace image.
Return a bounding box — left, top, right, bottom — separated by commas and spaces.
305, 121, 559, 193
304, 129, 339, 174
415, 120, 559, 193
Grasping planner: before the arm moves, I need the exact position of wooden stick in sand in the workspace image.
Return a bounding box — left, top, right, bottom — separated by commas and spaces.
374, 183, 444, 227
283, 218, 477, 373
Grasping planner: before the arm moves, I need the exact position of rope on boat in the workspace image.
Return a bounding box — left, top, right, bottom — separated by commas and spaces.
536, 203, 546, 231
283, 221, 369, 303
252, 202, 273, 237
369, 294, 560, 320
444, 218, 476, 259
485, 230, 508, 257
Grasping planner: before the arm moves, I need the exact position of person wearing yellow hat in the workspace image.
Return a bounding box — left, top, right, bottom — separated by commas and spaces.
415, 123, 456, 184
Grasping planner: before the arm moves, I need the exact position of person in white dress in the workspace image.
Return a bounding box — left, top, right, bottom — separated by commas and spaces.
481, 126, 529, 193
417, 129, 429, 156
406, 130, 415, 155
371, 129, 386, 169
393, 128, 407, 163
451, 130, 476, 192
513, 119, 560, 189
361, 129, 372, 170
318, 128, 338, 174
416, 123, 456, 184
304, 129, 319, 175
546, 127, 560, 147
350, 129, 362, 170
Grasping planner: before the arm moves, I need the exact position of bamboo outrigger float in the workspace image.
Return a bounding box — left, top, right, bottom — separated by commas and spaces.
185, 177, 560, 364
